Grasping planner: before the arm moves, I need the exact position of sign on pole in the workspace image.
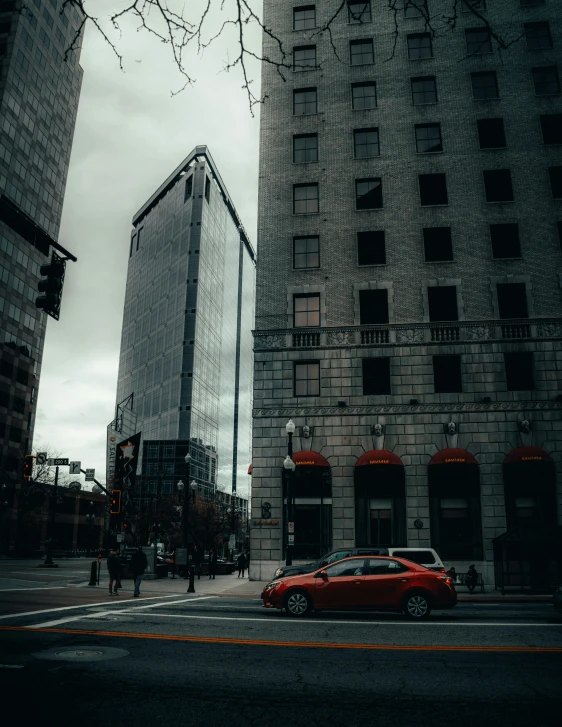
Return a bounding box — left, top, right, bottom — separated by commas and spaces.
288, 522, 294, 534
36, 452, 47, 465
69, 461, 81, 475
85, 469, 95, 481
47, 458, 69, 466
288, 534, 295, 545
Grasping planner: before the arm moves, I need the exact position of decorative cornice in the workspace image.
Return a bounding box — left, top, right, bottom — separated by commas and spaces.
253, 401, 562, 417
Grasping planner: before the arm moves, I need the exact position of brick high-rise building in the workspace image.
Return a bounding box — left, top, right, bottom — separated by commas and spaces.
0, 1, 83, 500
250, 0, 562, 588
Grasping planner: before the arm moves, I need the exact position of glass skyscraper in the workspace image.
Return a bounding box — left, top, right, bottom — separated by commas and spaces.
0, 0, 83, 489
115, 146, 255, 501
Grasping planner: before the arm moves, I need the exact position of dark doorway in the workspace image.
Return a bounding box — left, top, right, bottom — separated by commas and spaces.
355, 452, 406, 547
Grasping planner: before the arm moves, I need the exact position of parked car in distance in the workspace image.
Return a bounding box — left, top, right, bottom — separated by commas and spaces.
263, 555, 457, 620
386, 547, 445, 572
554, 584, 562, 614
273, 547, 389, 580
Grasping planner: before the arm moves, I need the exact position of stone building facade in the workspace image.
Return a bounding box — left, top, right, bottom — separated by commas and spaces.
250, 0, 562, 587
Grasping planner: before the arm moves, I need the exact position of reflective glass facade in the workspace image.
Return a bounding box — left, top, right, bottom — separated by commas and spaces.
115, 146, 255, 500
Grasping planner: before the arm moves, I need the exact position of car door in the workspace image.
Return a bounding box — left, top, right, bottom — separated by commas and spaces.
314, 558, 366, 610
361, 558, 411, 609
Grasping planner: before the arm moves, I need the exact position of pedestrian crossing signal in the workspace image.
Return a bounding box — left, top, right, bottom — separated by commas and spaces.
23, 454, 34, 479
110, 490, 121, 514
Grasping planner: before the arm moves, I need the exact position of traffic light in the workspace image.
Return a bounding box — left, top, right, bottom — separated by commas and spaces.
110, 490, 121, 514
36, 251, 66, 320
23, 454, 34, 479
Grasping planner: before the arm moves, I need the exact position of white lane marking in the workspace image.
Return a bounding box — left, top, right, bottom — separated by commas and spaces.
101, 612, 562, 627
0, 587, 65, 593
26, 611, 114, 629
0, 664, 24, 669
0, 594, 180, 621
114, 596, 216, 611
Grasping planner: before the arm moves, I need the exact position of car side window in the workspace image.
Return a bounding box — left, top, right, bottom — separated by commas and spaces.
326, 559, 365, 577
391, 550, 436, 565
365, 559, 409, 575
321, 550, 353, 567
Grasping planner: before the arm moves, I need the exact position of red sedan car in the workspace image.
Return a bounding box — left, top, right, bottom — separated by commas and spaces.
262, 555, 457, 620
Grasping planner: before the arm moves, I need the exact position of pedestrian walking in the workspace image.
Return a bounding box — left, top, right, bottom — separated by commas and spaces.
107, 546, 121, 596
465, 564, 478, 593
193, 545, 202, 580
208, 548, 216, 579
237, 552, 247, 578
130, 545, 148, 598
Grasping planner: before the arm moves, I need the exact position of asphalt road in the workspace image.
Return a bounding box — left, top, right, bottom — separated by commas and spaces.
0, 576, 561, 727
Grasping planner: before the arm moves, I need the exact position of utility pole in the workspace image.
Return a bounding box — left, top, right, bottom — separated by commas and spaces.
43, 466, 58, 567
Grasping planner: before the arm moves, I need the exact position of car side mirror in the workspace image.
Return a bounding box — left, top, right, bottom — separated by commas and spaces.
314, 570, 328, 579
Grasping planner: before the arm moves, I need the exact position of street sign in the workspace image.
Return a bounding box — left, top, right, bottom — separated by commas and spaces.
69, 461, 81, 475
288, 534, 295, 545
47, 458, 69, 466
85, 469, 95, 481
36, 452, 47, 465
288, 522, 294, 534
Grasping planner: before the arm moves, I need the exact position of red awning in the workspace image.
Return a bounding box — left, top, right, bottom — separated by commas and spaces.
356, 449, 403, 467
429, 448, 478, 466
504, 446, 553, 464
247, 464, 252, 475
292, 451, 331, 467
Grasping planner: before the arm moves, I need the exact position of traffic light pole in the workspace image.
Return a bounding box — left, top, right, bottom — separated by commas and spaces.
43, 466, 59, 568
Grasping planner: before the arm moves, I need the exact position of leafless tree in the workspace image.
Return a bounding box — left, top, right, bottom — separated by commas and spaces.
49, 1, 525, 112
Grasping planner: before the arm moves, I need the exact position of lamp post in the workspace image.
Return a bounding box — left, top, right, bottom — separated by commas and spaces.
284, 419, 296, 566
85, 501, 95, 557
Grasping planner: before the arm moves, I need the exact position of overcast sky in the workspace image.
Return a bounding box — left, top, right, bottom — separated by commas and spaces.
33, 1, 262, 487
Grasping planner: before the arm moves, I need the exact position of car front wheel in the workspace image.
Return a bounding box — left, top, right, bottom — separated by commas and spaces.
404, 592, 431, 620
284, 590, 312, 617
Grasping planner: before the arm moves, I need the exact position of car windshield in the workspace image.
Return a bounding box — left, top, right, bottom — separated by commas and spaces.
316, 550, 353, 568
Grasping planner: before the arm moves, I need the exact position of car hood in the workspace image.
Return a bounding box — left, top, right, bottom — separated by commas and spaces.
275, 563, 318, 577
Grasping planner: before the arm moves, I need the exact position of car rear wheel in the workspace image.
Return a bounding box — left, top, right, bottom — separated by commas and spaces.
403, 592, 431, 620
284, 590, 312, 617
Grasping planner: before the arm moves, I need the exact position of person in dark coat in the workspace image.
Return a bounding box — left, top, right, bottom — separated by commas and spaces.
107, 547, 121, 596
130, 545, 148, 597
465, 564, 478, 592
237, 552, 247, 578
208, 548, 216, 579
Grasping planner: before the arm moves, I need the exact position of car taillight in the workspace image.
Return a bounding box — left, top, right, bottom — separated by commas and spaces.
438, 567, 446, 573
439, 576, 453, 585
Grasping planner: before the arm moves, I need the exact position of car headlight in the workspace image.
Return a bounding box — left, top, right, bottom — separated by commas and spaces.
265, 581, 281, 590
274, 568, 284, 577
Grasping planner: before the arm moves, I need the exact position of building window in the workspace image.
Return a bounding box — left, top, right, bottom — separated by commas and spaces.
204, 177, 211, 202
415, 123, 442, 153
293, 5, 316, 30
407, 33, 432, 59
356, 178, 383, 209
184, 175, 193, 200
357, 231, 386, 265
136, 228, 142, 251
350, 39, 374, 65
504, 353, 534, 391
428, 286, 458, 321
294, 362, 320, 396
362, 358, 391, 395
411, 76, 437, 104
548, 167, 562, 199
294, 87, 317, 115
348, 1, 371, 24
352, 81, 377, 109
294, 45, 317, 71
497, 282, 528, 319
294, 294, 320, 327
359, 289, 389, 324
405, 0, 427, 18
354, 128, 379, 157
540, 114, 562, 145
490, 224, 521, 259
419, 173, 448, 206
471, 71, 499, 99
477, 118, 506, 149
423, 227, 453, 262
293, 183, 319, 214
465, 28, 492, 55
433, 355, 462, 393
293, 134, 318, 163
483, 169, 514, 203
525, 22, 552, 50
294, 236, 320, 269
532, 66, 561, 95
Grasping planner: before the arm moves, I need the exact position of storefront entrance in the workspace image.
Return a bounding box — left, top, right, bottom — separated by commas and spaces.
355, 450, 406, 548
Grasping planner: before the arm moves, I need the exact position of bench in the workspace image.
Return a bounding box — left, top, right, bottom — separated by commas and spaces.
454, 572, 485, 593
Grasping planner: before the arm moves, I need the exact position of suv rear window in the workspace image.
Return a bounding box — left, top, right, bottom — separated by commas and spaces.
392, 550, 436, 565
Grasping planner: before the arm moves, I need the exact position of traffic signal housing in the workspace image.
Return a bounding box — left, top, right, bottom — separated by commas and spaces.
110, 490, 121, 514
23, 454, 34, 479
36, 251, 66, 320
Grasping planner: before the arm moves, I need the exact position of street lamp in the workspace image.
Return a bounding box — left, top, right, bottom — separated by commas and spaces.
85, 501, 95, 557
284, 419, 296, 566
177, 475, 196, 593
